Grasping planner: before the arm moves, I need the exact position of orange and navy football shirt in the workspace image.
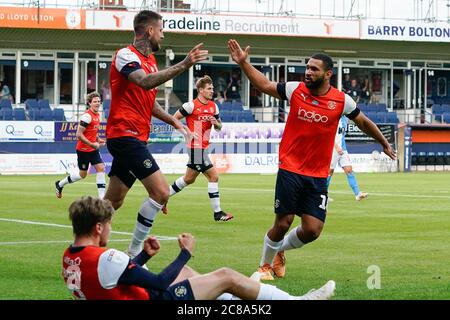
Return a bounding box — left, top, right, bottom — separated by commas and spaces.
107, 45, 158, 142
179, 98, 220, 149
277, 81, 358, 178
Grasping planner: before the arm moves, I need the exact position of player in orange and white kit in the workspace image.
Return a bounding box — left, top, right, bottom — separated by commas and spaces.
228, 39, 396, 281
167, 76, 233, 222
62, 196, 335, 300
55, 92, 106, 199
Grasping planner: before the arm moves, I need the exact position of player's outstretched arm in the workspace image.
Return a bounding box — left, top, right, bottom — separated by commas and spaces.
129, 43, 208, 90
228, 39, 280, 99
352, 112, 397, 160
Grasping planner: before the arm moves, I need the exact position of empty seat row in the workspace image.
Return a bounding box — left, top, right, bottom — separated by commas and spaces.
358, 103, 387, 112
0, 108, 26, 121
28, 108, 66, 121
221, 110, 254, 122
25, 99, 51, 110
365, 111, 399, 124
412, 151, 450, 166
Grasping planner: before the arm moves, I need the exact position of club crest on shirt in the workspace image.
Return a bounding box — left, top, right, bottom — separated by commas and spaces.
174, 285, 187, 297
328, 101, 336, 109
143, 159, 153, 168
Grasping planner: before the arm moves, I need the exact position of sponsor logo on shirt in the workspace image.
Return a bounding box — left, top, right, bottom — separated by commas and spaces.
297, 108, 329, 123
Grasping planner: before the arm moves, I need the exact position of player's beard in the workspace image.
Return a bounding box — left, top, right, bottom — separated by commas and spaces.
305, 76, 325, 89
149, 37, 161, 52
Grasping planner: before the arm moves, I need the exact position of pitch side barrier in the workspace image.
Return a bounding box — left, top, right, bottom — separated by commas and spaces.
398, 124, 450, 172
0, 121, 398, 174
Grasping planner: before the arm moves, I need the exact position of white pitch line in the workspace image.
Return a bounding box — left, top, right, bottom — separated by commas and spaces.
0, 239, 131, 246
0, 218, 177, 240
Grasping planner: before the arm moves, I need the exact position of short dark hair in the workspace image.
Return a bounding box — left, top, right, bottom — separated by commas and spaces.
310, 53, 334, 71
133, 10, 162, 35
69, 196, 115, 236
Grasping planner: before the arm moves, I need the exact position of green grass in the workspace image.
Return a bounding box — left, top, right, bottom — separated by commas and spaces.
0, 172, 449, 300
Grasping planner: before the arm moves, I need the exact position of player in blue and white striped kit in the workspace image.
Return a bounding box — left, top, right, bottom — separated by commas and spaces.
327, 116, 368, 201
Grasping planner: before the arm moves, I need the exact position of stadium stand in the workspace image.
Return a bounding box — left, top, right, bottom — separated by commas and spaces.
24, 99, 38, 111
0, 99, 12, 109
13, 108, 26, 121
1, 108, 13, 120
38, 108, 53, 121
38, 99, 51, 110
52, 108, 66, 121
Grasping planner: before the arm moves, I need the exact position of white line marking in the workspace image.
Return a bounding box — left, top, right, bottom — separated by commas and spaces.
186, 187, 450, 199
0, 218, 177, 240
0, 239, 131, 246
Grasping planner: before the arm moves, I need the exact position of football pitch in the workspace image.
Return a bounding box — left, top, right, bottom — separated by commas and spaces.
0, 172, 449, 300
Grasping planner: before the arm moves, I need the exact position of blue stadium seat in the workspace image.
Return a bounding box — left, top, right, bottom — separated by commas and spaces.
1, 108, 13, 120
39, 108, 53, 121
28, 109, 39, 120
411, 152, 418, 166
417, 152, 427, 165
432, 104, 442, 114
377, 103, 387, 112
13, 108, 26, 121
426, 152, 436, 165
367, 104, 378, 112
386, 112, 399, 123
104, 108, 110, 119
441, 104, 450, 112
221, 101, 232, 110
357, 103, 367, 111
25, 99, 38, 110
38, 99, 50, 109
376, 112, 387, 122
0, 99, 12, 109
436, 152, 445, 165
231, 102, 243, 111
445, 152, 450, 165
442, 112, 450, 124
52, 108, 66, 121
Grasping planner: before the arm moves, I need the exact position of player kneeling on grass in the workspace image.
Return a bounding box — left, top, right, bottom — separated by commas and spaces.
62, 196, 335, 300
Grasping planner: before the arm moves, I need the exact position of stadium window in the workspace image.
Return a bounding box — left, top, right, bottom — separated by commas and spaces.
79, 53, 96, 59
98, 61, 112, 101
269, 57, 285, 63
359, 60, 375, 66
58, 63, 73, 104
57, 52, 75, 59
250, 57, 266, 64
411, 61, 425, 67
0, 59, 16, 103
212, 56, 229, 62
20, 60, 54, 103
393, 61, 408, 67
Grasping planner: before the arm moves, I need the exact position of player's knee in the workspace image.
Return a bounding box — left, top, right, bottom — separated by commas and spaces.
152, 189, 170, 204
184, 176, 196, 185
274, 219, 292, 234
216, 267, 239, 286
79, 172, 87, 179
208, 175, 218, 183
302, 226, 322, 242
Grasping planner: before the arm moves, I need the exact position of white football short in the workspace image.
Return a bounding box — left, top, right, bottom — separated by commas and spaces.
330, 150, 352, 169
